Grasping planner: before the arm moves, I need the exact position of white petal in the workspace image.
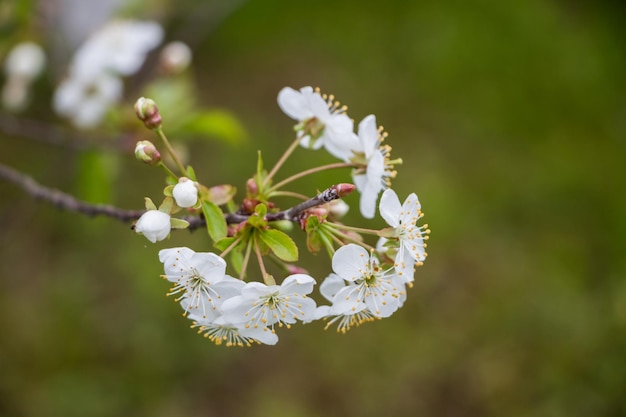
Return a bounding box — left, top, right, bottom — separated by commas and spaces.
379, 189, 401, 227
189, 252, 226, 284
280, 274, 316, 296
330, 285, 363, 315
332, 244, 369, 282
357, 115, 378, 158
319, 273, 346, 302
277, 87, 313, 120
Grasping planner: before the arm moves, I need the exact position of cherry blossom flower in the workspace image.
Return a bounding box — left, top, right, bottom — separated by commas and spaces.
278, 86, 358, 160
351, 115, 397, 219
220, 274, 318, 331
53, 72, 122, 128
378, 189, 429, 282
135, 209, 171, 243
315, 273, 378, 333
188, 314, 278, 347
329, 244, 406, 318
53, 19, 163, 128
159, 247, 244, 321
172, 177, 198, 208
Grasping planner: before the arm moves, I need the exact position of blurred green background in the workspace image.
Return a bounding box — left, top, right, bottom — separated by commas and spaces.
1, 0, 626, 416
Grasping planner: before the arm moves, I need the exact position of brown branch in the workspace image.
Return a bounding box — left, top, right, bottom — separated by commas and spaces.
0, 161, 206, 230
0, 162, 354, 232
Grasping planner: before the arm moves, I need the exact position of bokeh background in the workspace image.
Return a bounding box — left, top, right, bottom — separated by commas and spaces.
1, 0, 625, 416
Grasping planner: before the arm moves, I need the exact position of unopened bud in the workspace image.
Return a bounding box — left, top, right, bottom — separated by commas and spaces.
328, 199, 349, 219
134, 97, 162, 129
334, 183, 356, 197
246, 178, 258, 195
159, 41, 192, 74
135, 140, 161, 165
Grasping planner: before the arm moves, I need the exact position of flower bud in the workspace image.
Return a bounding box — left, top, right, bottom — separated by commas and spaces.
246, 178, 258, 195
328, 199, 349, 219
134, 97, 162, 129
172, 177, 198, 208
159, 41, 192, 74
134, 140, 161, 165
135, 210, 171, 243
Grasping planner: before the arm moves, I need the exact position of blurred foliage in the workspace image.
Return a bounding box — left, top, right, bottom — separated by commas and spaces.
1, 0, 626, 416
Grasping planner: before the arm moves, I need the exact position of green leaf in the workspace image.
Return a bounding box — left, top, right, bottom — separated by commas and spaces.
170, 218, 190, 229
214, 236, 238, 251
202, 201, 227, 242
305, 216, 322, 253
186, 165, 197, 181
258, 229, 298, 262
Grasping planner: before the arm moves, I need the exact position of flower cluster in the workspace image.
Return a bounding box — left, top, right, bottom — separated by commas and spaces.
133, 86, 429, 346
53, 20, 164, 129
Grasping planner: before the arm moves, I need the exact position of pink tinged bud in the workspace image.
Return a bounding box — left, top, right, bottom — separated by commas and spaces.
134, 97, 162, 129
135, 210, 171, 243
246, 178, 258, 195
334, 183, 356, 197
286, 264, 309, 275
134, 140, 161, 165
172, 177, 198, 208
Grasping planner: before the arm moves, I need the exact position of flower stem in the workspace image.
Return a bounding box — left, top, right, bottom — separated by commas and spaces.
264, 136, 301, 186
253, 238, 270, 284
155, 127, 187, 175
269, 162, 358, 192
219, 235, 243, 258
157, 161, 178, 179
239, 239, 253, 281
330, 223, 381, 236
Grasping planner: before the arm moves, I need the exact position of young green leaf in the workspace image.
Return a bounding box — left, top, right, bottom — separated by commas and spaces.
202, 201, 227, 241
258, 228, 298, 262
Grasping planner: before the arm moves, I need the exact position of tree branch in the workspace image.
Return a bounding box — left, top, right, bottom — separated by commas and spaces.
0, 162, 354, 232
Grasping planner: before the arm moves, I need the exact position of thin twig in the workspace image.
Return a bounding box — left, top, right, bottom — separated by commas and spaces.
0, 161, 205, 229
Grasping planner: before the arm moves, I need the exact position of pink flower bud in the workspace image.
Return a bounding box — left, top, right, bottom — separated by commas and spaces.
134, 97, 162, 129
134, 140, 161, 165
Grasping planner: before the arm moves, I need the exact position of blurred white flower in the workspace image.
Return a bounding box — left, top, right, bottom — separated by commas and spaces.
135, 209, 171, 243
159, 41, 192, 74
53, 72, 122, 128
278, 86, 358, 160
2, 42, 46, 111
53, 19, 163, 128
3, 42, 46, 80
71, 20, 163, 79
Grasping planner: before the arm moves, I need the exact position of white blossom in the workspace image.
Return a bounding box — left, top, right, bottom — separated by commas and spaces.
53, 72, 122, 128
188, 314, 278, 347
172, 177, 198, 208
278, 86, 358, 160
351, 115, 396, 219
328, 244, 406, 318
135, 209, 171, 243
221, 274, 318, 331
315, 273, 378, 333
378, 189, 429, 282
53, 19, 163, 128
159, 247, 244, 321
